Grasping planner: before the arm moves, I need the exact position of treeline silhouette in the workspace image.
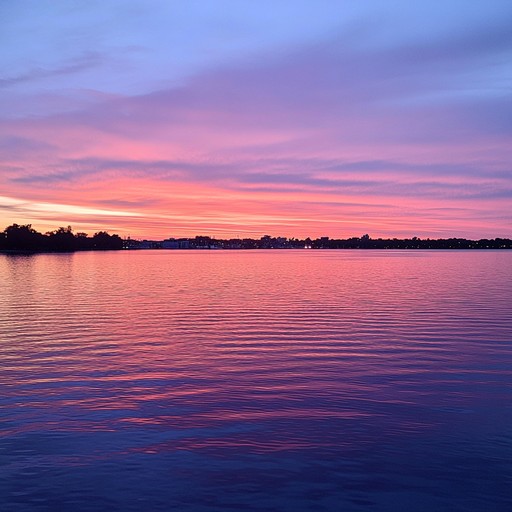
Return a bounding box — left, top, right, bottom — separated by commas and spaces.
1, 224, 511, 252
307, 235, 512, 250
129, 233, 512, 250
0, 224, 123, 252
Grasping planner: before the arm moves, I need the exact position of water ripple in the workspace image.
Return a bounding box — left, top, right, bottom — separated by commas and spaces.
1, 250, 511, 511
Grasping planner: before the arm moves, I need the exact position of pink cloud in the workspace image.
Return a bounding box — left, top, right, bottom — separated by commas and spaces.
1, 27, 511, 239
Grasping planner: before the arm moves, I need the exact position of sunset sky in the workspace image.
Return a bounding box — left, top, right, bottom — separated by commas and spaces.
1, 1, 511, 239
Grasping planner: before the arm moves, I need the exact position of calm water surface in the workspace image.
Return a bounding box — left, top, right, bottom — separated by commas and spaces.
1, 250, 511, 511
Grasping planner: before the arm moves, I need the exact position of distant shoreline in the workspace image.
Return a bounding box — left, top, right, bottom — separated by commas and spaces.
1, 224, 511, 252
2, 247, 512, 256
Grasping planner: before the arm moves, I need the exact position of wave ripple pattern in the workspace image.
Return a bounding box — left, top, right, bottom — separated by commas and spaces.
1, 250, 511, 511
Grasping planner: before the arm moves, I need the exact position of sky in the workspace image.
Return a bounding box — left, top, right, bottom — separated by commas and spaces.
1, 0, 511, 239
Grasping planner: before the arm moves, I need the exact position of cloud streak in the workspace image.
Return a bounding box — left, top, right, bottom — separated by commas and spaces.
0, 52, 103, 88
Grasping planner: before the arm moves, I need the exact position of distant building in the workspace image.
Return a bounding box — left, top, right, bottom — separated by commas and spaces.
162, 239, 178, 249
162, 238, 190, 249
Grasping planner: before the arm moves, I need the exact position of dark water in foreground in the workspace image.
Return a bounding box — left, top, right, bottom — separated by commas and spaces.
1, 250, 511, 511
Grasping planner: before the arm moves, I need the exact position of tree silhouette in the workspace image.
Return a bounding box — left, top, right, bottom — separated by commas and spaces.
3, 224, 45, 251
1, 224, 123, 252
47, 226, 76, 252
92, 231, 123, 250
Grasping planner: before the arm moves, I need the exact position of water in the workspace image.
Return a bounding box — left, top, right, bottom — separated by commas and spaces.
1, 250, 511, 511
